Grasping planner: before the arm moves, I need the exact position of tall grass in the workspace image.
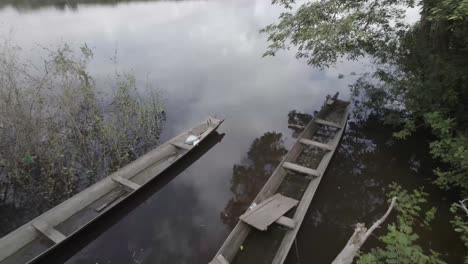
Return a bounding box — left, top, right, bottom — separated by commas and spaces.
0, 41, 164, 233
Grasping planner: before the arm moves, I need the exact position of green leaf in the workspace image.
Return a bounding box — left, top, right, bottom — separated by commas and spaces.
23, 153, 33, 164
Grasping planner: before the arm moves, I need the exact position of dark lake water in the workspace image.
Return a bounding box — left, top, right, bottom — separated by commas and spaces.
0, 1, 464, 263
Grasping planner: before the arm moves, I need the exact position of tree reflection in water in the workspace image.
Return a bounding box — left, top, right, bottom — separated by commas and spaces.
221, 132, 287, 229
221, 110, 313, 229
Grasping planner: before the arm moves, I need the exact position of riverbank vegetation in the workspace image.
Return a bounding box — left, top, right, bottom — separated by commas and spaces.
0, 0, 157, 11
262, 0, 467, 262
0, 42, 164, 235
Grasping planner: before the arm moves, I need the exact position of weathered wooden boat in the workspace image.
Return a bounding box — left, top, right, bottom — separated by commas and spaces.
0, 117, 224, 264
210, 94, 350, 264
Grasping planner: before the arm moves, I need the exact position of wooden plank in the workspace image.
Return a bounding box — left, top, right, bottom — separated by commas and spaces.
240, 194, 298, 231
239, 194, 279, 220
299, 138, 333, 151
209, 255, 229, 264
111, 176, 141, 191
282, 162, 321, 177
315, 118, 342, 128
32, 220, 66, 244
275, 216, 295, 229
170, 141, 191, 150
288, 124, 305, 130
94, 189, 127, 212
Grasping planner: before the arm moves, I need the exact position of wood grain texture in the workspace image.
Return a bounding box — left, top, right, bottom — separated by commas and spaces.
208, 255, 230, 264
275, 216, 296, 229
111, 176, 141, 191
240, 194, 298, 231
282, 162, 321, 177
299, 138, 333, 151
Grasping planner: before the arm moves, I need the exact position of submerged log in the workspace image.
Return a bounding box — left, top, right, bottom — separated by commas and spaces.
331, 197, 397, 264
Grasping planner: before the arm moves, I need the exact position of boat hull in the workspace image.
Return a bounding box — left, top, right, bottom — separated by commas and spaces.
0, 117, 224, 264
211, 95, 350, 264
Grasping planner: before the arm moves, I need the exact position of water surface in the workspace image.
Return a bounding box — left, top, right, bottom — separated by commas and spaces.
0, 1, 463, 263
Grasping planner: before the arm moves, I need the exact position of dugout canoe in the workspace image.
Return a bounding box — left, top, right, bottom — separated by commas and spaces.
210, 94, 350, 264
0, 117, 224, 264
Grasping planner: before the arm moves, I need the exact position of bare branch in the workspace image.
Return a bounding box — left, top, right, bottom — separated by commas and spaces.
459, 198, 468, 216
364, 197, 397, 239
332, 197, 397, 264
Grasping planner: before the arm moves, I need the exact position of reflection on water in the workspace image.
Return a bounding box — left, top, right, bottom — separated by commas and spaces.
221, 110, 317, 229
221, 132, 287, 229
34, 132, 225, 264
292, 113, 465, 263
71, 183, 208, 264
0, 0, 463, 263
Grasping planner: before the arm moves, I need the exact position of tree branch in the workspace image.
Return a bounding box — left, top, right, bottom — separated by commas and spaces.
459, 198, 468, 216
331, 197, 397, 264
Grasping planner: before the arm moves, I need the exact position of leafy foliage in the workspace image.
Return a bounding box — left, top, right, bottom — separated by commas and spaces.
450, 201, 468, 263
357, 183, 445, 264
425, 112, 468, 191
429, 0, 468, 25
261, 0, 416, 68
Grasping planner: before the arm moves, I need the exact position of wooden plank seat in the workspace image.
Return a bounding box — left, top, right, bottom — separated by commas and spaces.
276, 216, 296, 229
299, 138, 333, 151
282, 162, 321, 178
111, 176, 141, 192
32, 220, 66, 244
314, 118, 342, 128
240, 193, 298, 231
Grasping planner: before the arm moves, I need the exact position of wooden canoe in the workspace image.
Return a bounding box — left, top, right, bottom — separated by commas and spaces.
210, 94, 350, 264
0, 117, 224, 264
